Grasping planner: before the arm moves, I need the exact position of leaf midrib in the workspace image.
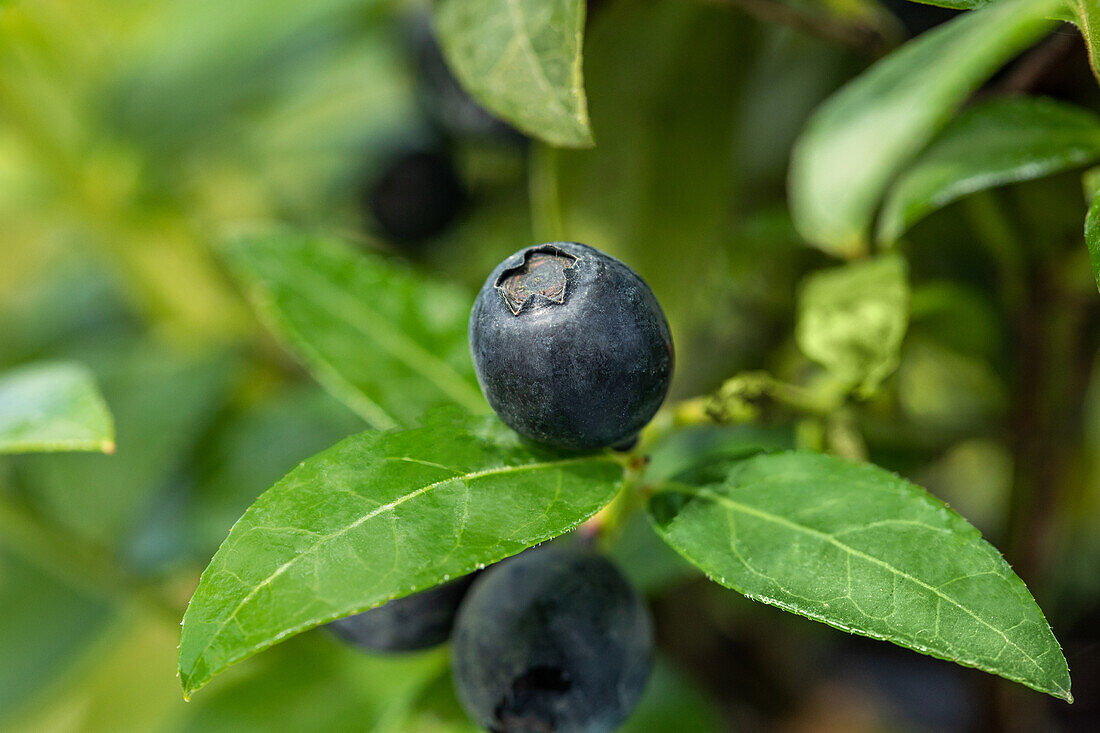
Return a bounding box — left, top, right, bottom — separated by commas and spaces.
182, 454, 614, 690
671, 485, 1068, 698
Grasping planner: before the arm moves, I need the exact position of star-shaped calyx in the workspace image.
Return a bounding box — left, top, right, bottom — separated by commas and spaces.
495, 246, 579, 315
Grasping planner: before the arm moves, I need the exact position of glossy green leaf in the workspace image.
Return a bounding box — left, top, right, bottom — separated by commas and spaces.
0, 362, 114, 454
879, 97, 1100, 243
434, 0, 592, 147
788, 0, 1060, 256
796, 254, 909, 393
222, 230, 487, 430
178, 414, 624, 696
649, 451, 1072, 701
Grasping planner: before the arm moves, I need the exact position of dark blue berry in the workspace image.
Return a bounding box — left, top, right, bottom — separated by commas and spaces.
451, 547, 653, 733
363, 149, 466, 245
328, 575, 476, 653
469, 242, 673, 450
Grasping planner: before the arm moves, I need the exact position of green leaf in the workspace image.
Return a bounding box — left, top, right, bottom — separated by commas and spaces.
222, 230, 487, 430
796, 254, 909, 393
788, 0, 1060, 256
1086, 177, 1100, 293
1061, 1, 1100, 86
648, 451, 1072, 701
0, 362, 114, 454
433, 0, 592, 147
178, 414, 624, 696
879, 97, 1100, 243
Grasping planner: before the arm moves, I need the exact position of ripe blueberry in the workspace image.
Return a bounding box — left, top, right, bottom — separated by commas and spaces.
362, 149, 466, 245
328, 574, 476, 653
469, 242, 673, 450
451, 547, 653, 733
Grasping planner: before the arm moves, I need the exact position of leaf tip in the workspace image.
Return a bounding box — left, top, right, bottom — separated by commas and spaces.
1053, 677, 1073, 704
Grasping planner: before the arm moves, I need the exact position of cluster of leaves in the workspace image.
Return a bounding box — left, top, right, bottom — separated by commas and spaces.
168, 0, 1100, 711
6, 0, 1100, 729
174, 228, 1070, 704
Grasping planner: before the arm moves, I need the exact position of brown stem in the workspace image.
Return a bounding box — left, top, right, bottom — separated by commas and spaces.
698, 0, 893, 56
989, 31, 1080, 95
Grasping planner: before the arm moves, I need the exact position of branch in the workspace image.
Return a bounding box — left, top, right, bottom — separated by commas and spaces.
697, 0, 894, 56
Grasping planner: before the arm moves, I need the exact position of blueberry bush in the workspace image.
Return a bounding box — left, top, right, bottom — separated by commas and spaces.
3, 0, 1100, 730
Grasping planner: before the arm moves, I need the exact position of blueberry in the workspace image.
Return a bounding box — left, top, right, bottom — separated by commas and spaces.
451, 547, 653, 733
328, 574, 476, 653
469, 242, 673, 450
362, 149, 466, 245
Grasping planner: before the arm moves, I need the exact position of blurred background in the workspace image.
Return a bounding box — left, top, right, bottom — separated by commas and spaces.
2, 0, 1099, 730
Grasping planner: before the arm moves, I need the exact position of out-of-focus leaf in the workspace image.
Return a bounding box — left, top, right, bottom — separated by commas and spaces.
434, 0, 591, 147
181, 637, 449, 732
789, 0, 1060, 256
917, 439, 1012, 538
3, 611, 449, 733
400, 669, 485, 733
609, 512, 698, 595
178, 413, 624, 696
649, 451, 1072, 701
222, 231, 486, 430
897, 338, 1006, 433
0, 547, 114, 719
535, 0, 753, 340
13, 344, 233, 544
2, 613, 183, 733
909, 282, 1002, 361
230, 21, 421, 218
733, 25, 861, 193
0, 362, 114, 454
879, 97, 1100, 243
0, 260, 127, 372
796, 254, 909, 393
620, 659, 725, 732
107, 0, 389, 148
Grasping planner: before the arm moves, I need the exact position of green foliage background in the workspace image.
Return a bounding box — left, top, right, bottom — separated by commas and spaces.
3, 0, 1100, 730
